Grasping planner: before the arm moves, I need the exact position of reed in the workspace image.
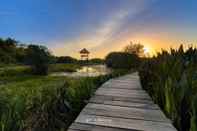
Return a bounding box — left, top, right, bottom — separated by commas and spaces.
139, 46, 197, 131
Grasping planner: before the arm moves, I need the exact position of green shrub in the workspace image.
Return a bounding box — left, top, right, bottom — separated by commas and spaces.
56, 56, 77, 64
105, 52, 139, 69
88, 58, 105, 65
26, 45, 52, 75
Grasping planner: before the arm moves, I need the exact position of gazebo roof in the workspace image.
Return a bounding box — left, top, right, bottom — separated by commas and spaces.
79, 48, 90, 54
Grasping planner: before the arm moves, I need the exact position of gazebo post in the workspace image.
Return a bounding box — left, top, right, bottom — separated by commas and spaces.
79, 48, 90, 61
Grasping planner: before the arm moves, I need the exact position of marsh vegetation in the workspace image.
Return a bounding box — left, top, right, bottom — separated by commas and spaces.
139, 45, 197, 131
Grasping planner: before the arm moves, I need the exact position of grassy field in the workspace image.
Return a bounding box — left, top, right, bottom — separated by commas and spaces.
0, 63, 80, 77
48, 63, 81, 73
0, 63, 129, 131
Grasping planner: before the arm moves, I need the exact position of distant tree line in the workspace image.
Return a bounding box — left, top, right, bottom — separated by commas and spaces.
0, 38, 26, 64
0, 37, 105, 74
105, 42, 144, 69
1, 37, 144, 73
55, 56, 104, 65
0, 38, 53, 75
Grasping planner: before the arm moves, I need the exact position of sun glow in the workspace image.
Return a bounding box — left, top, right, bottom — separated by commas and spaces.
144, 46, 150, 54
143, 45, 155, 57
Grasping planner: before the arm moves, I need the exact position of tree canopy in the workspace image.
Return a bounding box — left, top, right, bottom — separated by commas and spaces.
0, 38, 25, 64
26, 45, 51, 75
124, 41, 145, 57
105, 52, 139, 69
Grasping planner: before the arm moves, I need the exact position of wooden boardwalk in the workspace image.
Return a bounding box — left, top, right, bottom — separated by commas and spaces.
68, 73, 177, 131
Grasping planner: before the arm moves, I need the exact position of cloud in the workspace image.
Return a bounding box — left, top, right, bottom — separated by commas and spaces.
50, 9, 129, 57
50, 0, 154, 58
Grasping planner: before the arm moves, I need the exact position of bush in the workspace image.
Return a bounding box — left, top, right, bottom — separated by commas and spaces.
56, 56, 77, 64
88, 58, 105, 65
26, 45, 51, 75
105, 52, 139, 69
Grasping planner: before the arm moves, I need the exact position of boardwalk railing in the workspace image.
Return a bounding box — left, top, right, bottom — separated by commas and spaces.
68, 72, 177, 131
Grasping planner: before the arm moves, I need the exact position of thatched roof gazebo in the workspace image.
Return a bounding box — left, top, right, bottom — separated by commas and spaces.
79, 48, 90, 60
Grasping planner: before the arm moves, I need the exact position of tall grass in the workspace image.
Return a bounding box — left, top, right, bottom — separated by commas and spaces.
0, 69, 128, 131
139, 46, 197, 131
0, 66, 31, 77
0, 76, 67, 131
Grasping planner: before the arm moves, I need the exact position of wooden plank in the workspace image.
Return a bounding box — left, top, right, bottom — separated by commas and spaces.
102, 83, 141, 89
90, 95, 154, 104
67, 129, 81, 131
75, 114, 177, 131
69, 123, 138, 131
101, 85, 141, 90
110, 79, 141, 82
95, 91, 151, 100
100, 85, 142, 90
103, 82, 141, 86
89, 98, 159, 110
96, 88, 147, 95
83, 104, 170, 123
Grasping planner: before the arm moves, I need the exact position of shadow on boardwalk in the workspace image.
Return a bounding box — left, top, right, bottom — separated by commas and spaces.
68, 72, 177, 131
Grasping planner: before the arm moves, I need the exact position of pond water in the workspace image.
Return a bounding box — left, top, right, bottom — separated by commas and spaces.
50, 65, 111, 77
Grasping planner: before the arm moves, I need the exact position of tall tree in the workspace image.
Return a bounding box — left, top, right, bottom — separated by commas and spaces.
26, 45, 51, 75
0, 38, 18, 64
124, 41, 144, 57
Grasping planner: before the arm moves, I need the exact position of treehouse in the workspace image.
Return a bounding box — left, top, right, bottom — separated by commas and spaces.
79, 48, 90, 61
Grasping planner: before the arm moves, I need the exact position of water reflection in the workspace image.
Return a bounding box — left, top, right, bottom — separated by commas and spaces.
50, 65, 111, 77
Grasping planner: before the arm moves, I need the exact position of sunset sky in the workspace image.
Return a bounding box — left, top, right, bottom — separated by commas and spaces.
0, 0, 197, 58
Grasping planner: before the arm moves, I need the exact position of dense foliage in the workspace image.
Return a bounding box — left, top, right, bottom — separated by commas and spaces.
105, 52, 139, 69
0, 38, 53, 75
0, 38, 26, 64
26, 45, 52, 75
124, 41, 145, 57
88, 58, 104, 65
139, 46, 197, 131
56, 56, 77, 64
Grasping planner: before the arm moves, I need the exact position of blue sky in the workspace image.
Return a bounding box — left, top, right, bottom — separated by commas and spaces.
0, 0, 197, 58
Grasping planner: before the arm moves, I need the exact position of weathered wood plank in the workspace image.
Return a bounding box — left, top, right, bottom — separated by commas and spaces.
69, 123, 139, 131
82, 104, 170, 123
75, 114, 177, 131
102, 83, 141, 89
103, 82, 141, 86
96, 88, 147, 95
95, 91, 151, 100
101, 85, 142, 90
89, 98, 159, 110
90, 95, 154, 104
67, 129, 81, 131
